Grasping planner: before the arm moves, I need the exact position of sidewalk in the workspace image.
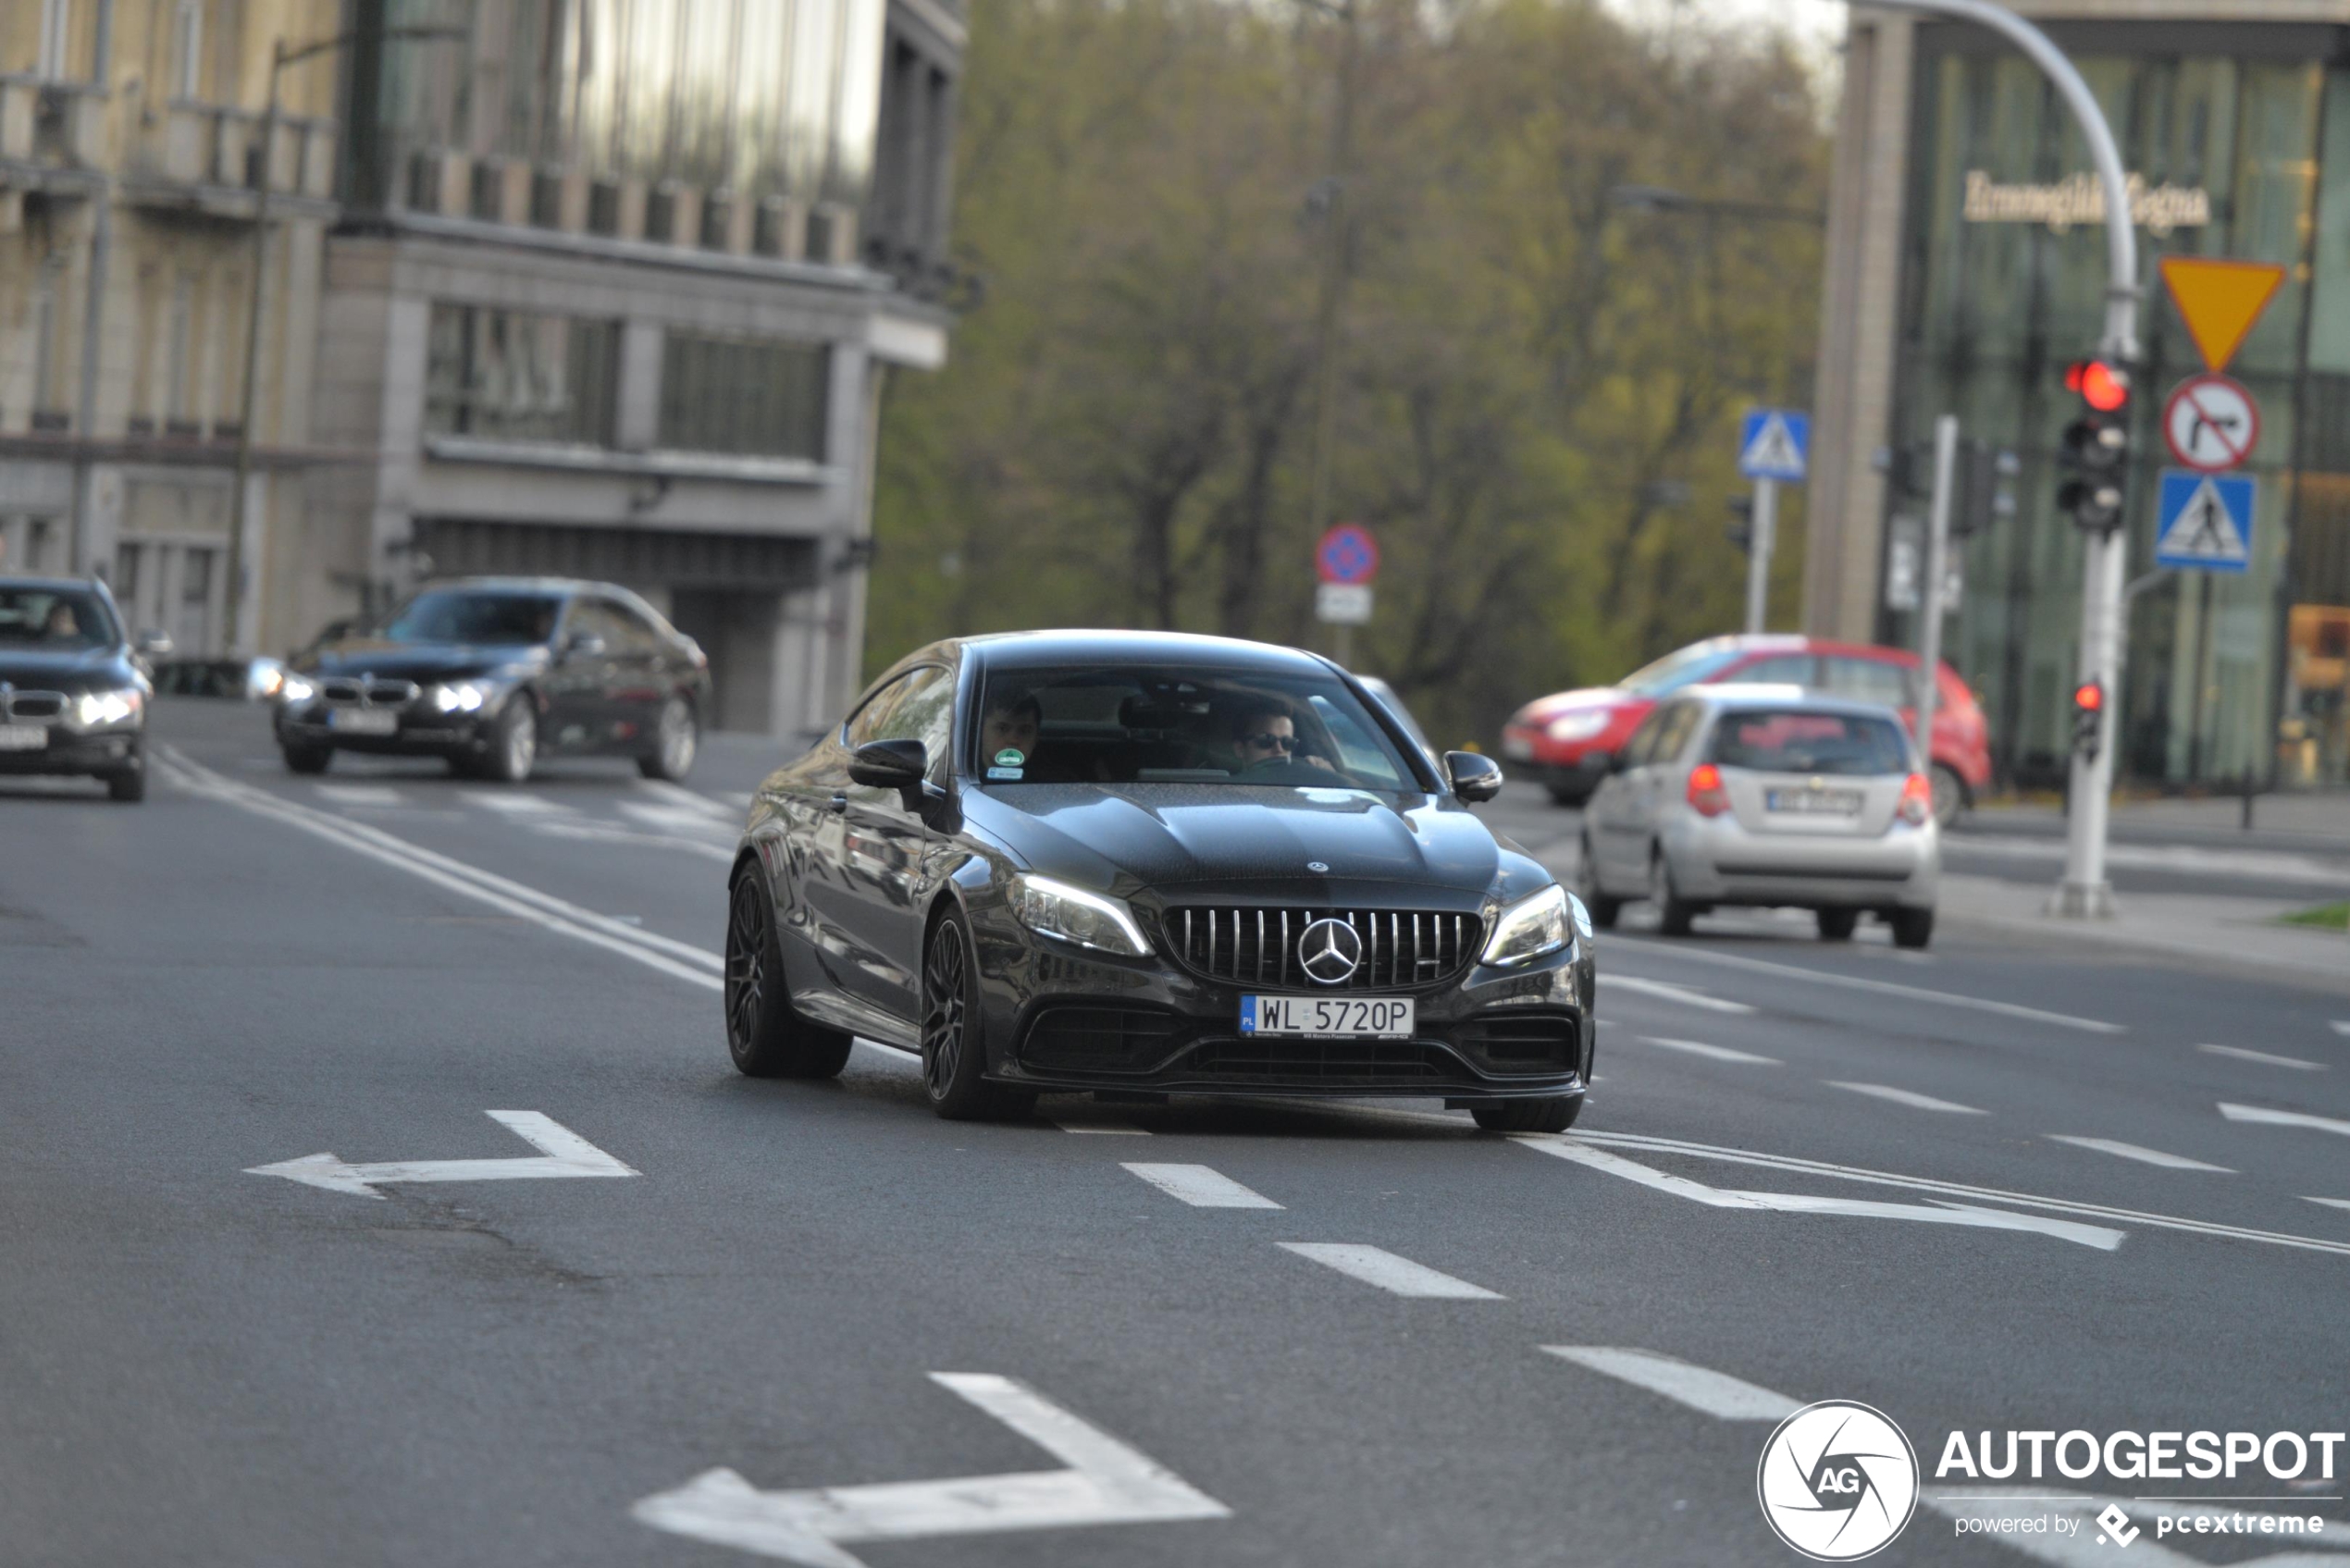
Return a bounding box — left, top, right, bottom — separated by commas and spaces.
1963, 793, 2350, 857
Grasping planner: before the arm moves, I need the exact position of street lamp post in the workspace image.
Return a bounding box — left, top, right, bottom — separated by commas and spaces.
223, 24, 464, 658
1296, 0, 1358, 666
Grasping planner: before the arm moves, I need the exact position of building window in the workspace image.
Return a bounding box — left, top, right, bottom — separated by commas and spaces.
164, 273, 195, 428
424, 304, 622, 446
38, 0, 72, 79
31, 264, 64, 421
173, 0, 204, 99
658, 333, 829, 462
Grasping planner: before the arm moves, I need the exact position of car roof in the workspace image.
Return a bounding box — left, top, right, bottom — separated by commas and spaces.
1679, 685, 1908, 720
413, 575, 607, 597
0, 574, 105, 593
961, 628, 1339, 675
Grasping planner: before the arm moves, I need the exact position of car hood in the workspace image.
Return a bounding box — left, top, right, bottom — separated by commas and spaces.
964, 783, 1547, 903
0, 647, 138, 691
307, 640, 547, 682
1515, 686, 1632, 724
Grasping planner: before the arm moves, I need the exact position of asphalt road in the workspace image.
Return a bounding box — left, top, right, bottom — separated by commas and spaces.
6, 701, 2348, 1567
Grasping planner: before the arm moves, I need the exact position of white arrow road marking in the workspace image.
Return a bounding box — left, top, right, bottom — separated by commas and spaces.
1515, 1138, 2124, 1249
1569, 1130, 2350, 1258
1923, 1490, 2350, 1566
2220, 1102, 2350, 1138
1610, 937, 2126, 1033
2046, 1135, 2233, 1172
1121, 1164, 1281, 1209
1540, 1347, 1800, 1421
246, 1110, 637, 1199
630, 1372, 1230, 1567
1276, 1242, 1504, 1297
2200, 1043, 2326, 1071
1637, 1035, 1781, 1065
1828, 1080, 1988, 1115
1607, 975, 1756, 1014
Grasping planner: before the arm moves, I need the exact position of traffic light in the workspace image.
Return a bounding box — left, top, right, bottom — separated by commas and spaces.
1725, 495, 1753, 552
2071, 679, 2105, 762
2057, 358, 2131, 535
1956, 441, 2020, 540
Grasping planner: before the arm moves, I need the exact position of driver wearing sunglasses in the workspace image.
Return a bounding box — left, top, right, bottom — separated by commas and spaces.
1228, 701, 1335, 774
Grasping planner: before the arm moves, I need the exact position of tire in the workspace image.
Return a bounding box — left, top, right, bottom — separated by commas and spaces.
106, 754, 146, 802
920, 909, 1034, 1122
637, 695, 699, 782
724, 862, 853, 1079
282, 743, 332, 774
1930, 763, 1966, 829
1649, 848, 1696, 937
1815, 908, 1859, 942
1545, 782, 1591, 808
1471, 1095, 1583, 1134
1576, 833, 1621, 930
479, 693, 538, 784
1890, 907, 1936, 950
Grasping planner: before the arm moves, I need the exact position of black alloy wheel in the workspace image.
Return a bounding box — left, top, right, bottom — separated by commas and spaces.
1576, 833, 1621, 930
919, 910, 1033, 1122
724, 864, 851, 1079
480, 694, 538, 784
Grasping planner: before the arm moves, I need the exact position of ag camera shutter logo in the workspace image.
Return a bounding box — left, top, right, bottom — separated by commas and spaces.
1757, 1401, 1920, 1560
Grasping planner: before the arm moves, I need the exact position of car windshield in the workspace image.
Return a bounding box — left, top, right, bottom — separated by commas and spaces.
1709, 709, 1911, 776
0, 586, 115, 648
978, 664, 1423, 792
379, 590, 562, 646
1619, 643, 1748, 696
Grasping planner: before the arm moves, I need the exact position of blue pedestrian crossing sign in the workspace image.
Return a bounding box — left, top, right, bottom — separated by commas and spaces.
1738, 408, 1810, 482
2155, 469, 2257, 573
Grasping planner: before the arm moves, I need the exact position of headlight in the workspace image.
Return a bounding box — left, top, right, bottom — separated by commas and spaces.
1481, 883, 1572, 967
1008, 873, 1152, 957
428, 681, 491, 713
70, 688, 142, 730
1546, 710, 1611, 743
279, 673, 315, 704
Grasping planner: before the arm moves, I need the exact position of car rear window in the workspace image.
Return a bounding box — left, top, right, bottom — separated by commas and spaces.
1708, 710, 1911, 776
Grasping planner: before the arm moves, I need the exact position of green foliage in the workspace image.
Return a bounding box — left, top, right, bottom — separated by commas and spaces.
870, 0, 1827, 747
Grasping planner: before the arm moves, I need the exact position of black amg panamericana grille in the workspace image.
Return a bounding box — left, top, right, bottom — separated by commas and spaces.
1166, 906, 1482, 992
320, 678, 420, 707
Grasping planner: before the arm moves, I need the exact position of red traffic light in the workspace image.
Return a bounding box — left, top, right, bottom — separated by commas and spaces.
2064, 359, 2131, 413
2072, 680, 2104, 713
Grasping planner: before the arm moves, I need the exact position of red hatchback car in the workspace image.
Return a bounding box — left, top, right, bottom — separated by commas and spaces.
1502, 635, 1992, 824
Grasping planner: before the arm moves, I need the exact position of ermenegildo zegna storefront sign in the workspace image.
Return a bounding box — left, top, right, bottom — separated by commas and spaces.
1963, 169, 2212, 235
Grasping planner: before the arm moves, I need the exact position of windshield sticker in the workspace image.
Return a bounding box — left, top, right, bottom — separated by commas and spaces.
986, 765, 1024, 781
994, 747, 1025, 766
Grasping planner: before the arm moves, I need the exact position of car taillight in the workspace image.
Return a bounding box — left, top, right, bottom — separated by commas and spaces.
1687, 762, 1730, 818
1898, 772, 1933, 826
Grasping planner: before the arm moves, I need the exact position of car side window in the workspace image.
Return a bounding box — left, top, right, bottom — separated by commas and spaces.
1618, 710, 1669, 770
1651, 701, 1702, 763
602, 600, 664, 656
1820, 656, 1913, 709
1734, 653, 1816, 685
563, 600, 623, 652
869, 667, 954, 774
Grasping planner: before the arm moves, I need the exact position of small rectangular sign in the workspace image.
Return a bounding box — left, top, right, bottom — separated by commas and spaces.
1315, 584, 1372, 624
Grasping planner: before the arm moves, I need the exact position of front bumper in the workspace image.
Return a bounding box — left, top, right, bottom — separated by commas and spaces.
0, 726, 142, 777
277, 704, 486, 758
970, 906, 1593, 1102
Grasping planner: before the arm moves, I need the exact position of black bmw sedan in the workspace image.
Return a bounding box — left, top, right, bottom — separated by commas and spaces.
724, 631, 1595, 1130
275, 577, 711, 783
0, 576, 155, 802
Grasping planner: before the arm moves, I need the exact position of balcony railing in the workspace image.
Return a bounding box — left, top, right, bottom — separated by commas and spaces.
132, 100, 336, 205
0, 77, 105, 184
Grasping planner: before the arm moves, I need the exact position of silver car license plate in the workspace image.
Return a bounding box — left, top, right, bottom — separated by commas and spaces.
1766, 787, 1862, 816
0, 725, 47, 751
328, 709, 400, 735
1242, 995, 1415, 1039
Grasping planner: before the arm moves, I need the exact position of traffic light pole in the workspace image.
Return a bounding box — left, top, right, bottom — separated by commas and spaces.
1745, 477, 1775, 636
1837, 0, 2139, 916
1915, 415, 1959, 791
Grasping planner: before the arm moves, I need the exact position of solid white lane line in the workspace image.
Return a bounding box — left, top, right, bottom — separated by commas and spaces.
2219, 1101, 2350, 1138
1638, 1035, 1780, 1065
2045, 1135, 2233, 1172
1612, 938, 2125, 1034
2199, 1043, 2326, 1071
157, 749, 724, 990
1051, 1118, 1150, 1136
1568, 1130, 2350, 1258
1540, 1347, 1800, 1421
1121, 1164, 1282, 1209
1827, 1080, 1988, 1115
2303, 1197, 2350, 1212
1608, 975, 1756, 1014
1276, 1243, 1503, 1299
313, 783, 405, 809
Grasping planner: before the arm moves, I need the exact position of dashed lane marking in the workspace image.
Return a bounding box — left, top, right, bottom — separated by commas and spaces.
1611, 938, 2125, 1034
2219, 1102, 2350, 1138
633, 778, 744, 823
457, 790, 575, 814
2303, 1197, 2350, 1212
1275, 1243, 1503, 1298
2335, 1020, 2350, 1037
313, 783, 405, 809
1051, 1118, 1150, 1136
2199, 1043, 2326, 1071
1540, 1347, 1799, 1421
1121, 1164, 1282, 1209
1637, 1035, 1780, 1065
1827, 1080, 1988, 1115
1607, 975, 1756, 1014
2045, 1135, 2234, 1173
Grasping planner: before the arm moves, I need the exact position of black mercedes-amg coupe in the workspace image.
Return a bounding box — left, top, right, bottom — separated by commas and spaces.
724, 630, 1595, 1130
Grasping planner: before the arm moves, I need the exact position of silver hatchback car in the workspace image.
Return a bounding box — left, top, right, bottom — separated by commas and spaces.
1574, 685, 1940, 947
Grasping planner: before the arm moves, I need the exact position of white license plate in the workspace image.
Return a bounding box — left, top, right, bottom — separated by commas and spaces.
1502, 735, 1536, 761
1766, 788, 1863, 816
328, 709, 399, 735
0, 725, 48, 751
1242, 995, 1415, 1039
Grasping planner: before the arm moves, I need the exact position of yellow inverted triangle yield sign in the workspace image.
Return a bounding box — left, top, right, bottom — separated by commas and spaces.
2159, 256, 2287, 372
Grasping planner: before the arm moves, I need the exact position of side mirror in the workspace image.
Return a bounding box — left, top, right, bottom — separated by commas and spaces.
563, 631, 608, 661
849, 738, 931, 809
134, 628, 174, 657
1445, 750, 1503, 803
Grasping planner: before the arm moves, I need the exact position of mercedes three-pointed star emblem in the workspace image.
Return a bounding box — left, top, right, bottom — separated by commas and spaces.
1297, 918, 1362, 985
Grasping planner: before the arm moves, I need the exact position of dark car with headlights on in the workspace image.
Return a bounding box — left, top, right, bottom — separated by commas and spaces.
722, 631, 1595, 1130
275, 577, 711, 783
0, 577, 155, 802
